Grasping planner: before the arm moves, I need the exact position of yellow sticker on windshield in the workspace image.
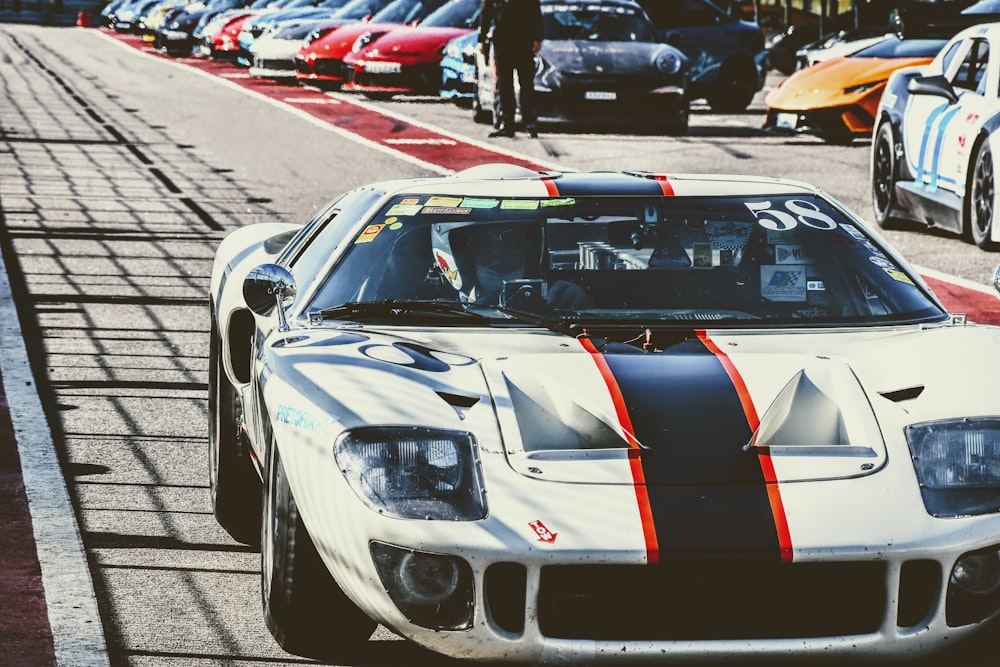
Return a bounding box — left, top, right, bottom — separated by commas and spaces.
501, 200, 539, 210
426, 196, 463, 207
355, 224, 384, 244
387, 204, 422, 216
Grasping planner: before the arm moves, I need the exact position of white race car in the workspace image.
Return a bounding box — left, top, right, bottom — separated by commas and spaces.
872, 21, 1000, 249
210, 163, 1000, 663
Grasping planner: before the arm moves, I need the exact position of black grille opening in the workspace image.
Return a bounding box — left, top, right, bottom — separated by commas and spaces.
485, 562, 527, 634
898, 560, 940, 628
538, 560, 887, 640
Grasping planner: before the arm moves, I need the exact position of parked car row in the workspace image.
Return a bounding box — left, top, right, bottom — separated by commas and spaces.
97, 0, 769, 134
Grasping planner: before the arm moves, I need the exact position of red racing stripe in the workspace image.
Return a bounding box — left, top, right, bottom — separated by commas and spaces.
539, 174, 560, 196
579, 337, 659, 564
652, 174, 674, 196
697, 330, 793, 562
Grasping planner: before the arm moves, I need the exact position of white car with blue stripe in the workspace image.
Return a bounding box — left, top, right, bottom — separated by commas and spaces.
872, 21, 1000, 249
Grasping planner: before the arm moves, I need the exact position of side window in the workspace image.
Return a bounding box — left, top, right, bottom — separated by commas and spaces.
951, 38, 989, 92
286, 188, 385, 291
938, 40, 962, 76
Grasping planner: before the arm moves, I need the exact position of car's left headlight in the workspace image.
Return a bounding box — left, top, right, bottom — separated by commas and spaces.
334, 426, 487, 520
906, 417, 1000, 517
653, 47, 683, 76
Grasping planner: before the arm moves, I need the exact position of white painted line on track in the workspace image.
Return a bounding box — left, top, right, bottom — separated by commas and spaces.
0, 250, 110, 666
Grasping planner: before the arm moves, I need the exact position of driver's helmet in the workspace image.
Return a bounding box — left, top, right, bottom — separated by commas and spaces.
432, 221, 542, 303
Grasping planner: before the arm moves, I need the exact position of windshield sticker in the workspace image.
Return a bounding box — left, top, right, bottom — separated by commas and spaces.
461, 197, 500, 208
501, 199, 539, 210
541, 197, 576, 207
885, 268, 915, 285
761, 265, 807, 302
706, 221, 752, 250
387, 203, 422, 216
385, 217, 403, 230
425, 196, 463, 207
423, 206, 472, 215
692, 242, 713, 268
775, 244, 812, 264
649, 242, 690, 268
355, 224, 385, 244
868, 255, 896, 269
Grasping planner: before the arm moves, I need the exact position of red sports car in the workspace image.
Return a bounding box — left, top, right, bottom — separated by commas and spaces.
340, 0, 480, 99
293, 0, 451, 88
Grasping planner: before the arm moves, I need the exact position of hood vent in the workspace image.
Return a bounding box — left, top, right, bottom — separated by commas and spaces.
878, 385, 925, 403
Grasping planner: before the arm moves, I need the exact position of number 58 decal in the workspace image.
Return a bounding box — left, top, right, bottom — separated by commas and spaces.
745, 199, 838, 231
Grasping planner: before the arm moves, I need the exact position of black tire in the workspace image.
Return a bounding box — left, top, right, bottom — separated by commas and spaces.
871, 121, 901, 229
362, 91, 394, 101
261, 438, 377, 660
209, 314, 262, 545
706, 61, 757, 113
968, 137, 1000, 250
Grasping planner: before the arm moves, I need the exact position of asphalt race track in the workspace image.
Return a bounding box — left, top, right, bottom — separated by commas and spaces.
1, 21, 999, 667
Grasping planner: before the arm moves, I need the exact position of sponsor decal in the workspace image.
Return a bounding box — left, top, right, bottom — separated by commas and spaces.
500, 199, 539, 210
355, 224, 384, 244
276, 404, 337, 433
460, 197, 500, 209
540, 197, 576, 207
885, 268, 915, 284
775, 244, 811, 264
386, 204, 422, 216
760, 265, 807, 302
529, 519, 558, 544
422, 206, 472, 215
425, 196, 463, 207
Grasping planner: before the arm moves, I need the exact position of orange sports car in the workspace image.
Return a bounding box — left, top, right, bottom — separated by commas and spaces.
763, 35, 948, 144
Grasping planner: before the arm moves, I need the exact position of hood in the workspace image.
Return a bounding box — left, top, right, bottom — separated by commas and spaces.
541, 40, 671, 76
351, 26, 472, 59
298, 20, 395, 58
766, 55, 934, 109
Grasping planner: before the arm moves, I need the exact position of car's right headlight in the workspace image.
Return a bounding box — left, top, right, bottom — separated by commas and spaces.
334, 426, 487, 520
906, 417, 1000, 517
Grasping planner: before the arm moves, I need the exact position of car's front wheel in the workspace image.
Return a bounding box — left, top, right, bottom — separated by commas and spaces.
209, 314, 262, 545
706, 59, 757, 113
871, 121, 900, 229
968, 136, 999, 250
261, 435, 377, 660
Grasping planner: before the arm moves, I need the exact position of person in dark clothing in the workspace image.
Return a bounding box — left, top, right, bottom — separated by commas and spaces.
478, 0, 544, 138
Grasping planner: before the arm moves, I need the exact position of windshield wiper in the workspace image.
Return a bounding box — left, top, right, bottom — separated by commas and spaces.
316, 300, 489, 323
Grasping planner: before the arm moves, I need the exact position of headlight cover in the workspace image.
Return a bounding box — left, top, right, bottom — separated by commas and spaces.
906, 417, 1000, 517
335, 426, 487, 520
654, 47, 683, 76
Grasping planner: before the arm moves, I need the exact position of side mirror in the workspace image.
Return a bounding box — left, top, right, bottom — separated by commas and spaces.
907, 75, 959, 105
243, 263, 297, 331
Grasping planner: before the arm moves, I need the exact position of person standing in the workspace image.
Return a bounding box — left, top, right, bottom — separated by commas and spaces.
478, 0, 544, 138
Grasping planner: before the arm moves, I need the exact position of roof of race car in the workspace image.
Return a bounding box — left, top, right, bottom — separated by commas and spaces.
367, 164, 826, 200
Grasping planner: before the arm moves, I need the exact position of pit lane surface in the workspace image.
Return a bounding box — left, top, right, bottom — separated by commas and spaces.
0, 22, 998, 667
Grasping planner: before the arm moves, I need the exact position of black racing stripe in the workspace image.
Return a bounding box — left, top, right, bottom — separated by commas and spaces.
599, 337, 781, 558
548, 172, 669, 197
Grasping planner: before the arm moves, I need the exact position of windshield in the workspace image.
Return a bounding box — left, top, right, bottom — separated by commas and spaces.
852, 37, 947, 59
371, 0, 448, 23
306, 194, 944, 328
542, 3, 656, 42
421, 0, 480, 28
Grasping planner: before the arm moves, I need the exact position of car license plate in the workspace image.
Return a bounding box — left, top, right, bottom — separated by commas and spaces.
365, 61, 401, 74
776, 112, 798, 129
585, 91, 617, 101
